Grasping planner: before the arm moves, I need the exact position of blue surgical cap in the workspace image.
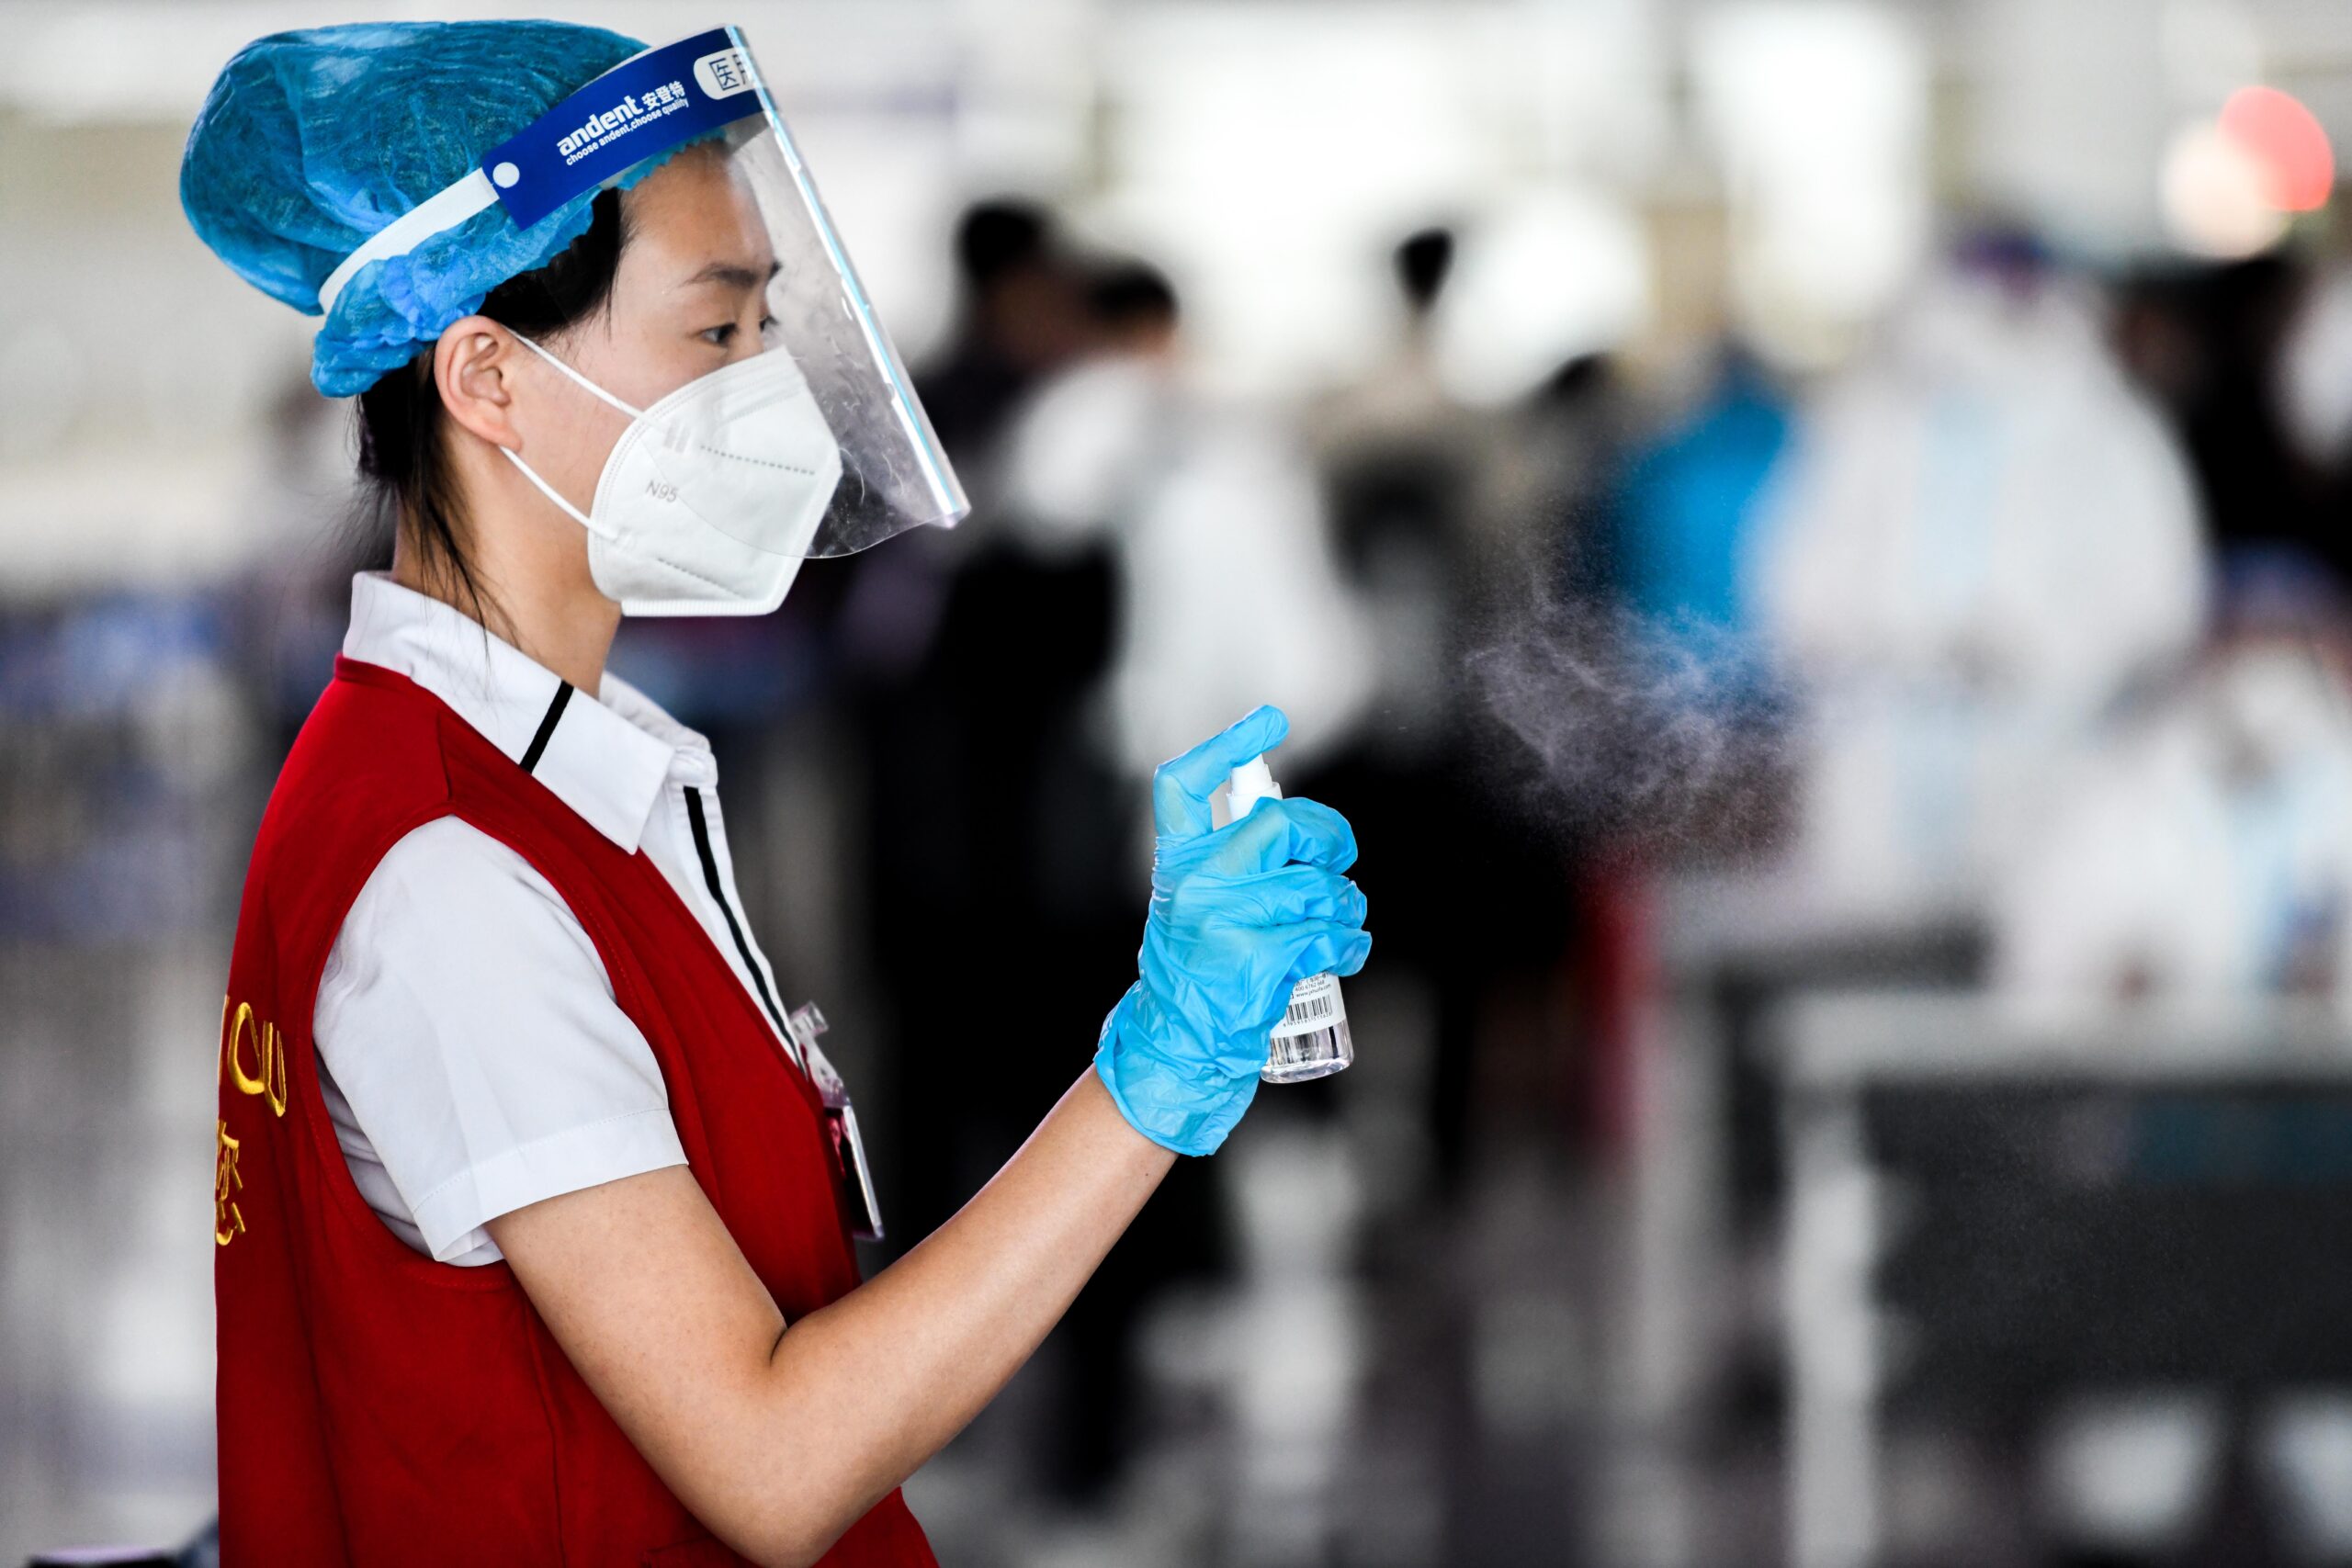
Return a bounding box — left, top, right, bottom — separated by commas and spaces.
181, 20, 651, 398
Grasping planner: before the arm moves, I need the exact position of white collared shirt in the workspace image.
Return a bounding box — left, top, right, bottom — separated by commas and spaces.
315, 570, 802, 1266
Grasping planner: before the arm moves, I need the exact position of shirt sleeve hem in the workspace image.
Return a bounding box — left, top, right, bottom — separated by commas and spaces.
411, 1106, 688, 1263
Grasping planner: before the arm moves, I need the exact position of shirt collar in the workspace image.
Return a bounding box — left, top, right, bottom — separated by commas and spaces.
341, 569, 712, 853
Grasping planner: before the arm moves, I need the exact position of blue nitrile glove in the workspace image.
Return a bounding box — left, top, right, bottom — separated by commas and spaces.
1094, 705, 1373, 1155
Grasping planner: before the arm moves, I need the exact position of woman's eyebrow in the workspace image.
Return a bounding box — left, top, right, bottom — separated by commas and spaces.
680, 259, 782, 290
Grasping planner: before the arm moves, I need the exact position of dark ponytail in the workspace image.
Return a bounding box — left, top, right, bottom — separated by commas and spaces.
352, 186, 629, 641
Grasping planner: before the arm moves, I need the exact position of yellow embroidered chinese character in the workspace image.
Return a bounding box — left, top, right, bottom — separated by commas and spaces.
214, 1119, 245, 1247
262, 1021, 288, 1118
221, 1000, 290, 1118
226, 1001, 267, 1100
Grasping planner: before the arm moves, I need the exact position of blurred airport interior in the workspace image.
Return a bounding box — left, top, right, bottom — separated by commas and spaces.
20, 0, 2352, 1563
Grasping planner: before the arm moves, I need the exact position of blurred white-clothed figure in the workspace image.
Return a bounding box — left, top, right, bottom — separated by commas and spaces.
1993, 635, 2352, 1016
1994, 631, 2352, 1563
2278, 263, 2352, 470
1302, 227, 1491, 766
1004, 262, 1374, 786
1753, 252, 2208, 913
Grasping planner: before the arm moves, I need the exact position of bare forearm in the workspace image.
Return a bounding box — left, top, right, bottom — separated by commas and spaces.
758, 1067, 1174, 1555
495, 707, 1363, 1567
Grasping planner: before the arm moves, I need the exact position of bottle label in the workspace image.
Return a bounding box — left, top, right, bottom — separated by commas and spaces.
1272, 971, 1344, 1039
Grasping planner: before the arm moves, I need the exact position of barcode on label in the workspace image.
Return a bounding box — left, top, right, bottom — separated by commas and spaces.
1269, 1025, 1345, 1068
1284, 990, 1336, 1025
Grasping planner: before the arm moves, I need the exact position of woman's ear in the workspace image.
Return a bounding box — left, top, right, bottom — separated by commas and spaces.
432, 317, 520, 450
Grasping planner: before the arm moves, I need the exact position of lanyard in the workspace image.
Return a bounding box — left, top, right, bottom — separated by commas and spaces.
785, 1004, 884, 1242
680, 784, 882, 1239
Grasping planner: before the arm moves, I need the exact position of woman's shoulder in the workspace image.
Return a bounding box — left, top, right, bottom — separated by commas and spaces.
246, 668, 462, 933
311, 817, 683, 1267
270, 660, 455, 822
320, 815, 611, 1021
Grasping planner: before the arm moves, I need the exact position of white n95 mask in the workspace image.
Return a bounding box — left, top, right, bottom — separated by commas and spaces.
501, 332, 845, 617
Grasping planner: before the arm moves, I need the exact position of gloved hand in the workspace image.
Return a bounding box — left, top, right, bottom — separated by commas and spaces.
1094, 705, 1372, 1156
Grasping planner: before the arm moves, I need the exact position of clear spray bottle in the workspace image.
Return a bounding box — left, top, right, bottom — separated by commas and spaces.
1218, 754, 1354, 1083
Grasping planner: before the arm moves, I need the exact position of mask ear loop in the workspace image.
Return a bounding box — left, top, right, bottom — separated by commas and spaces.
497, 333, 647, 535
512, 332, 648, 422
500, 445, 598, 531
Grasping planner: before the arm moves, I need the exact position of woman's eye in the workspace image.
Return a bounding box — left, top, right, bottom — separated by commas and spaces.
699, 323, 738, 347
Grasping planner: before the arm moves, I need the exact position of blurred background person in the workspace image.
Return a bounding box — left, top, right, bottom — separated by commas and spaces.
841, 205, 1134, 1510
1995, 615, 2352, 1019
1990, 605, 2352, 1568
914, 198, 1092, 496
1005, 257, 1376, 788
1752, 237, 2211, 916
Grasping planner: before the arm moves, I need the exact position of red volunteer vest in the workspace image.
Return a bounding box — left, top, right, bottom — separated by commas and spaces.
213, 654, 936, 1566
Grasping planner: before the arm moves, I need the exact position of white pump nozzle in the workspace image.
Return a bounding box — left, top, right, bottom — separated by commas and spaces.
1227, 756, 1282, 819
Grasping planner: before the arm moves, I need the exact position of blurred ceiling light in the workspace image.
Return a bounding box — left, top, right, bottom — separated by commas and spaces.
1430, 185, 1652, 406
0, 1, 967, 123
2218, 85, 2334, 212
1098, 2, 1507, 395
2158, 85, 2332, 260
1691, 2, 1929, 367
2161, 118, 2289, 257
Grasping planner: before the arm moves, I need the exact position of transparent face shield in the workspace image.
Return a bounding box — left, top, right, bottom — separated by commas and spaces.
322, 27, 966, 611
522, 27, 967, 563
